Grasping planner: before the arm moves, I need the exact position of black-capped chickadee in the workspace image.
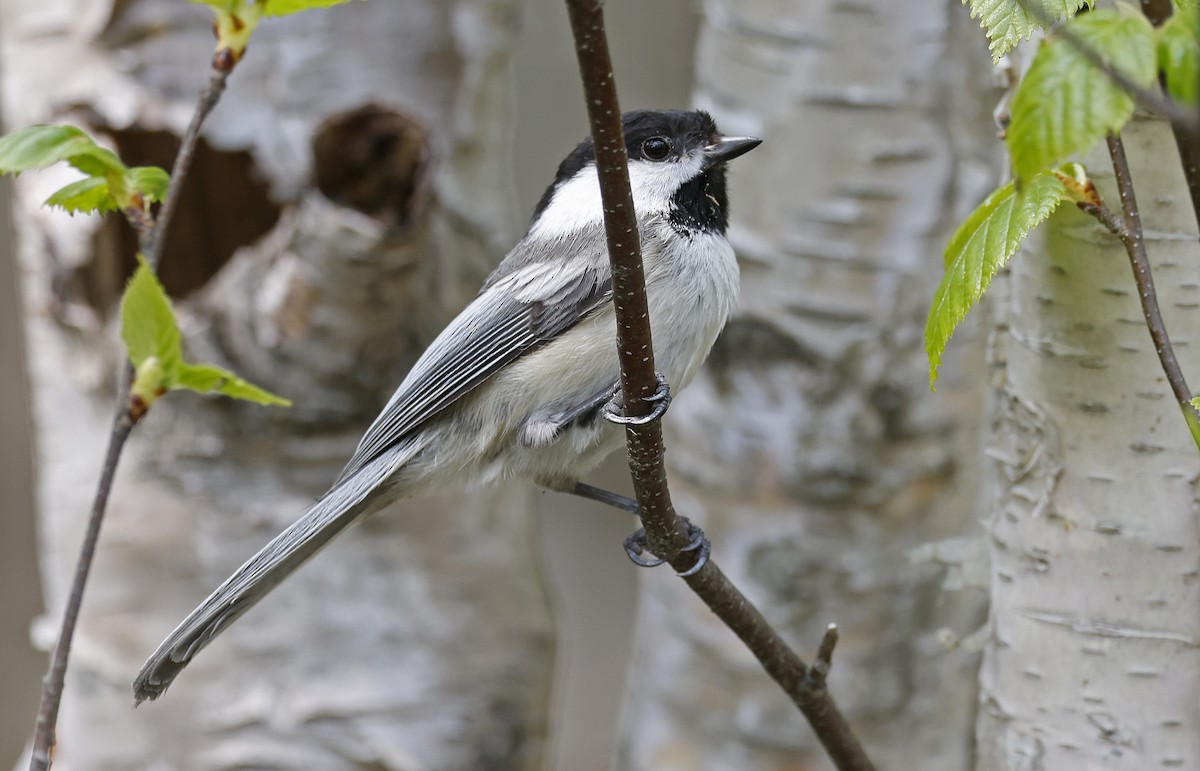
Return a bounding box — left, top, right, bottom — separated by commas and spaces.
133, 109, 760, 701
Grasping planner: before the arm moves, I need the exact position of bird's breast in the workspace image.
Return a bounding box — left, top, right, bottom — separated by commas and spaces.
642, 228, 740, 391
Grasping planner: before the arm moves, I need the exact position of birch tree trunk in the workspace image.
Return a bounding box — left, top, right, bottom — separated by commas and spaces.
975, 116, 1200, 768
618, 3, 999, 769
5, 1, 561, 768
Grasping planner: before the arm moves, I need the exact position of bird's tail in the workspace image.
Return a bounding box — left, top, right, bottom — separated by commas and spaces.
132, 445, 409, 703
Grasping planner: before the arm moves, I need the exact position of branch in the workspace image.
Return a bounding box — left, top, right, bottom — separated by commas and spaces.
28, 63, 232, 771
28, 414, 133, 770
561, 2, 875, 769
146, 67, 229, 269
1097, 134, 1200, 450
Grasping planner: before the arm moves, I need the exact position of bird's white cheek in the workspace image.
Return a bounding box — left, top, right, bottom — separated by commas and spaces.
529, 157, 704, 240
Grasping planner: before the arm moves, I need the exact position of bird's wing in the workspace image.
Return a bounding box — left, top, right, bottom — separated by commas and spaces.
336, 232, 613, 482
132, 233, 615, 702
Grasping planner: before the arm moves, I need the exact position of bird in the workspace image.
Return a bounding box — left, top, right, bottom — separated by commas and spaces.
133, 108, 760, 702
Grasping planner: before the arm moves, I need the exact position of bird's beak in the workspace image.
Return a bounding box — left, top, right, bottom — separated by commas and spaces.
702, 135, 762, 169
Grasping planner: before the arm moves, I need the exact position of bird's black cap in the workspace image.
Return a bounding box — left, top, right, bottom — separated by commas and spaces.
533, 110, 731, 220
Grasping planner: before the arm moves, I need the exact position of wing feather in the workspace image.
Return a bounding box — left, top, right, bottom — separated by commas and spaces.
336, 234, 612, 481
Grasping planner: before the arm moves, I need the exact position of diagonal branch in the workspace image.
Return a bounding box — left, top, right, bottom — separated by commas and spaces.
28, 63, 233, 771
561, 2, 876, 769
1094, 134, 1200, 451
28, 413, 133, 771
146, 68, 229, 270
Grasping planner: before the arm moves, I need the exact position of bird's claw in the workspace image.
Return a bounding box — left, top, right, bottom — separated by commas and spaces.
603, 373, 672, 426
622, 517, 710, 577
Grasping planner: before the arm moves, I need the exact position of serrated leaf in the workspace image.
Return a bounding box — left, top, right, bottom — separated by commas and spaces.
962, 0, 1093, 62
1008, 9, 1158, 184
44, 177, 117, 214
121, 255, 184, 376
1160, 13, 1199, 104
176, 363, 292, 406
927, 171, 1071, 387
0, 124, 152, 210
128, 166, 170, 203
264, 0, 351, 17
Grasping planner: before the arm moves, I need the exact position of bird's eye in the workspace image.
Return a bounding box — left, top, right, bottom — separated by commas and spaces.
642, 137, 671, 161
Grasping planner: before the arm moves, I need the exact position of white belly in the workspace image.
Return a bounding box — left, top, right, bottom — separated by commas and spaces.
404, 226, 739, 493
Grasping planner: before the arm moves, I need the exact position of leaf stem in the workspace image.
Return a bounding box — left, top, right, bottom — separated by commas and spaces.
562, 1, 875, 768
1104, 133, 1200, 451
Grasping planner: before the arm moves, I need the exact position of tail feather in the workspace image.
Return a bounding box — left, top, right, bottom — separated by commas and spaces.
132, 445, 409, 703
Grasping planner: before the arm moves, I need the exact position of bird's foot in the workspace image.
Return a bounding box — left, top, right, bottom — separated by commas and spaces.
623, 517, 710, 577
603, 373, 671, 426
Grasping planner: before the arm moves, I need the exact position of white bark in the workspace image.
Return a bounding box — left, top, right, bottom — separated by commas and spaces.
618, 3, 999, 769
5, 1, 563, 769
976, 116, 1200, 770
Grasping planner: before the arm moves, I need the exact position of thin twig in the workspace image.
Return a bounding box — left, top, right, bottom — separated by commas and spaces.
125, 207, 156, 257
562, 1, 692, 568
1103, 133, 1200, 449
561, 2, 875, 769
28, 64, 232, 770
146, 68, 228, 269
29, 413, 134, 771
806, 624, 840, 689
1014, 0, 1198, 132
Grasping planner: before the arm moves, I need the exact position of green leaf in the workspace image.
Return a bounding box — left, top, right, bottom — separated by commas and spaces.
128, 166, 170, 204
1008, 8, 1158, 184
190, 0, 351, 63
176, 363, 292, 406
64, 145, 126, 179
0, 124, 123, 177
927, 171, 1072, 388
264, 0, 352, 17
1174, 0, 1198, 27
121, 255, 184, 375
1160, 13, 1200, 104
962, 0, 1093, 62
44, 178, 117, 214
119, 255, 291, 409
0, 125, 167, 212
0, 125, 94, 173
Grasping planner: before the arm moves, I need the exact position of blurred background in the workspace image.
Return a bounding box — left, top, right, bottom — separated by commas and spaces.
0, 0, 1002, 769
